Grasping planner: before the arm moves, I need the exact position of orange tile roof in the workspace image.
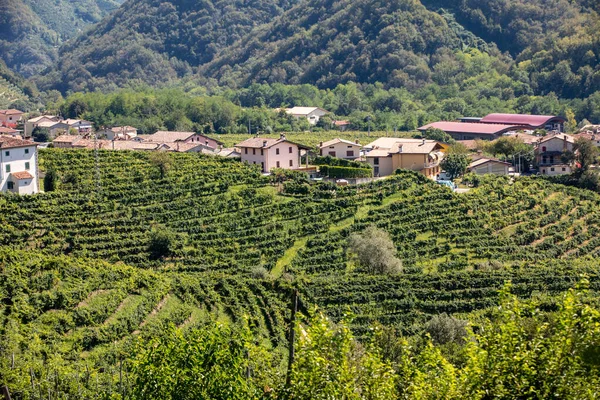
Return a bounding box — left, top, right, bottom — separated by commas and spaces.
11, 171, 34, 180
0, 135, 36, 149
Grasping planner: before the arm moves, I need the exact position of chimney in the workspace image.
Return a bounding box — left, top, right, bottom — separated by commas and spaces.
263, 140, 268, 147
355, 139, 360, 145
422, 139, 426, 145
563, 135, 567, 151
319, 141, 323, 147
280, 133, 286, 140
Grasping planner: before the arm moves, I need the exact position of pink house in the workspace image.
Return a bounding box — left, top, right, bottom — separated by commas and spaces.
0, 109, 24, 128
236, 135, 311, 172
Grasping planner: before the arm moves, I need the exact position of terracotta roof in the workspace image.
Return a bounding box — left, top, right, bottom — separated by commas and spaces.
320, 138, 361, 148
366, 137, 447, 156
11, 171, 34, 180
365, 149, 391, 157
109, 141, 159, 151
418, 122, 524, 136
28, 115, 58, 123
0, 127, 19, 134
143, 131, 195, 142
37, 121, 65, 128
236, 137, 311, 150
537, 133, 575, 145
506, 133, 541, 145
0, 135, 36, 149
468, 158, 511, 169
53, 135, 82, 143
480, 113, 565, 127
102, 126, 137, 133
0, 109, 23, 115
573, 133, 600, 141
334, 120, 350, 126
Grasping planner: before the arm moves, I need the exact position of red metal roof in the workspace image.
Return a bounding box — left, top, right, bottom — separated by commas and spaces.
479, 113, 565, 127
418, 122, 524, 136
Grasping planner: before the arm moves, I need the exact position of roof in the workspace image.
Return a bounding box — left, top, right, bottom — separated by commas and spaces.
53, 135, 82, 143
538, 133, 575, 145
64, 119, 93, 126
110, 141, 161, 151
286, 107, 328, 116
334, 120, 350, 126
0, 127, 19, 134
418, 122, 524, 136
506, 133, 541, 145
320, 138, 361, 148
11, 171, 34, 180
101, 126, 138, 133
468, 158, 511, 169
365, 137, 447, 156
236, 137, 311, 150
365, 149, 392, 157
0, 109, 23, 115
37, 121, 66, 129
216, 148, 241, 157
480, 113, 566, 127
144, 131, 195, 142
28, 115, 58, 123
0, 135, 36, 149
573, 132, 599, 141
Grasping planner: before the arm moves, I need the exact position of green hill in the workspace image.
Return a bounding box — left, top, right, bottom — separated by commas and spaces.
1, 149, 599, 395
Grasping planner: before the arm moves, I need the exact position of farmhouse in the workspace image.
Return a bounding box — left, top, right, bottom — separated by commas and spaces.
0, 109, 23, 127
0, 135, 38, 194
139, 131, 223, 150
418, 121, 525, 141
364, 138, 447, 178
236, 135, 311, 172
285, 107, 329, 125
535, 133, 575, 176
319, 138, 362, 159
468, 158, 511, 175
97, 126, 138, 140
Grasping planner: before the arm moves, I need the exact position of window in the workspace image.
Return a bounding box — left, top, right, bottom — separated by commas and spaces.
276, 148, 280, 155
24, 149, 29, 154
25, 162, 30, 170
542, 146, 546, 152
253, 149, 256, 155
373, 157, 379, 165
244, 148, 248, 154
329, 151, 336, 156
5, 164, 9, 173
542, 169, 546, 174
562, 167, 566, 171
550, 167, 555, 172
276, 161, 280, 168
260, 149, 263, 156
346, 150, 354, 157
7, 182, 13, 190
374, 166, 379, 175
289, 160, 293, 167
347, 145, 353, 148
289, 146, 293, 154
329, 146, 335, 149
542, 156, 547, 164
4, 151, 9, 157
261, 162, 264, 171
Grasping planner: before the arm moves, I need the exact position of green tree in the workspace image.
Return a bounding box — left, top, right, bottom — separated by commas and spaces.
574, 137, 598, 175
348, 225, 402, 274
565, 108, 578, 133
149, 151, 172, 179
148, 225, 183, 260
423, 128, 456, 144
441, 153, 470, 179
43, 169, 59, 192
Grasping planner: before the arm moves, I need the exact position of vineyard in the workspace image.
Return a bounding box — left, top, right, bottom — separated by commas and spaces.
1, 148, 600, 396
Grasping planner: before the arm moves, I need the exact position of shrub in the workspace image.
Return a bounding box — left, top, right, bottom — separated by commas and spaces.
425, 313, 468, 345
347, 225, 402, 274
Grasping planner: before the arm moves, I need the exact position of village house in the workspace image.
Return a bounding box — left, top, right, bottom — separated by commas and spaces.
535, 133, 575, 176
0, 127, 21, 136
467, 158, 511, 175
573, 132, 600, 147
319, 138, 362, 159
284, 107, 329, 125
334, 120, 351, 131
235, 135, 311, 173
97, 126, 138, 140
364, 138, 448, 178
0, 109, 24, 128
418, 121, 526, 141
139, 131, 223, 150
0, 135, 38, 194
24, 115, 60, 138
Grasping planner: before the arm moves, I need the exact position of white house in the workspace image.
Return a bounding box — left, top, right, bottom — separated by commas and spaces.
97, 126, 138, 140
0, 135, 38, 194
535, 134, 574, 176
319, 138, 362, 159
285, 107, 329, 125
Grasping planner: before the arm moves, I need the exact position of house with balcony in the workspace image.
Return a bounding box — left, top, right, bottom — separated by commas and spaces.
0, 135, 38, 194
364, 138, 448, 178
0, 109, 24, 128
535, 134, 575, 176
319, 138, 362, 159
235, 135, 311, 173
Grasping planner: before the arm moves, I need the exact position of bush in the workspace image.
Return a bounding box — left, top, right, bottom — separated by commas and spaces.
425, 313, 468, 345
43, 170, 59, 192
319, 165, 373, 179
148, 225, 184, 260
348, 225, 402, 274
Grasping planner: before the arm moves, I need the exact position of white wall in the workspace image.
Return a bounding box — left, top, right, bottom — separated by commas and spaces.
0, 145, 38, 194
320, 142, 361, 159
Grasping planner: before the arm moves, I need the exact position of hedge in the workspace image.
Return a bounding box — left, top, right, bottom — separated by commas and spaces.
319, 165, 373, 178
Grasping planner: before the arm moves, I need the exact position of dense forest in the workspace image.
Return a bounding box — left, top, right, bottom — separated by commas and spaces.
0, 0, 123, 77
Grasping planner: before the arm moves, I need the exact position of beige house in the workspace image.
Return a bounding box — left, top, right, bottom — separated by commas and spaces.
535, 134, 575, 176
139, 131, 223, 150
0, 109, 24, 127
365, 138, 447, 178
236, 135, 311, 172
468, 158, 511, 175
319, 138, 362, 159
97, 126, 138, 140
285, 107, 329, 125
24, 115, 60, 138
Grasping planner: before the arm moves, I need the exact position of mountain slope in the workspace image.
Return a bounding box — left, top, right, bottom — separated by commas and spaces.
0, 0, 124, 77
47, 0, 299, 92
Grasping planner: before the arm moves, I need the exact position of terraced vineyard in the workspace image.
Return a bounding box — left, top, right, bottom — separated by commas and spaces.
1, 148, 600, 396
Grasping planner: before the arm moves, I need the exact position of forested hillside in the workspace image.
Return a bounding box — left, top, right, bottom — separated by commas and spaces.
0, 0, 124, 77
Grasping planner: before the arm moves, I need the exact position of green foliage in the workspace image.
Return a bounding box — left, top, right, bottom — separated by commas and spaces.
148, 225, 183, 260
319, 165, 373, 179
31, 126, 50, 142
421, 128, 456, 144
348, 225, 403, 274
43, 169, 58, 192
441, 153, 470, 179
